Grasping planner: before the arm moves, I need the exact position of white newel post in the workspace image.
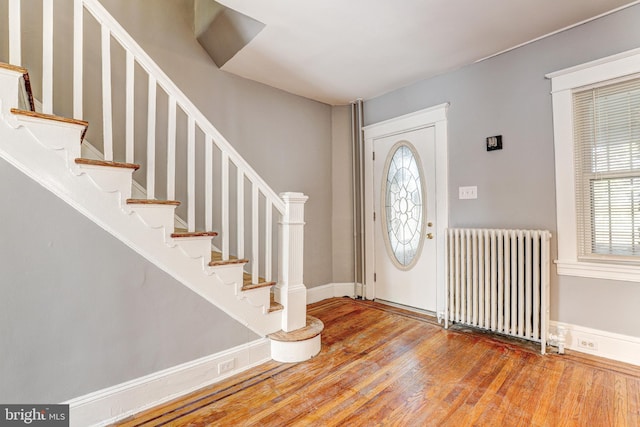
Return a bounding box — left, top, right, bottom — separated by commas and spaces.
277, 192, 308, 332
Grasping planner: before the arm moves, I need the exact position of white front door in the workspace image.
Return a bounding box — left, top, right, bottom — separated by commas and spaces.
373, 126, 437, 312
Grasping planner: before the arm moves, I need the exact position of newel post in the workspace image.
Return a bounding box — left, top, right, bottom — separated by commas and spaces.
276, 192, 308, 332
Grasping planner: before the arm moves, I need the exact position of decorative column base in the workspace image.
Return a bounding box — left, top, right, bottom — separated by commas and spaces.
269, 315, 323, 363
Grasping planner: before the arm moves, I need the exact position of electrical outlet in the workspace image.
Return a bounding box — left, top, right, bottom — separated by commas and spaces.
577, 337, 598, 351
459, 186, 477, 200
218, 358, 235, 374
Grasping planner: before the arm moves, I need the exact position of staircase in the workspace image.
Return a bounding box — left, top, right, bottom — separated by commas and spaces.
0, 0, 322, 364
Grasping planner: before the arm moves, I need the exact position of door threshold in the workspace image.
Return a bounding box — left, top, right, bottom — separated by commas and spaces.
373, 299, 437, 319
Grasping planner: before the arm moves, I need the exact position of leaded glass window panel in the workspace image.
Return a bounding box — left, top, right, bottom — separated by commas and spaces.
381, 142, 426, 269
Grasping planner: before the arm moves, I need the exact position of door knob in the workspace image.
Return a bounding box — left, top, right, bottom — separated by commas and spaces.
427, 222, 433, 227
427, 233, 434, 239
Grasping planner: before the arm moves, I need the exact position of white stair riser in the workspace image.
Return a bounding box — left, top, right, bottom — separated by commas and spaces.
126, 205, 176, 230
170, 236, 214, 260
0, 69, 22, 114
75, 164, 134, 202
10, 115, 83, 170
239, 287, 273, 312
11, 115, 82, 151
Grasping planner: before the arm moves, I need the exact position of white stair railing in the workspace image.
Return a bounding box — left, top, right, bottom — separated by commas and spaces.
4, 0, 307, 332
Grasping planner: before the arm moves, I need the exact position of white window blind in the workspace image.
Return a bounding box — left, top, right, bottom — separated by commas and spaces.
574, 76, 640, 259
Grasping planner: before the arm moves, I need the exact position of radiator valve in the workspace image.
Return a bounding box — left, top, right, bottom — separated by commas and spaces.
548, 326, 567, 354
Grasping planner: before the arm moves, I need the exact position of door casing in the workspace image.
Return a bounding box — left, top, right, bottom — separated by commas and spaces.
363, 104, 449, 317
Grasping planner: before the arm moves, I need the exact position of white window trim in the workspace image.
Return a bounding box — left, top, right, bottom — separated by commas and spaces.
547, 47, 640, 282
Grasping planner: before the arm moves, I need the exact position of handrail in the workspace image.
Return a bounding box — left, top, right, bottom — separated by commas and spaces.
81, 0, 286, 214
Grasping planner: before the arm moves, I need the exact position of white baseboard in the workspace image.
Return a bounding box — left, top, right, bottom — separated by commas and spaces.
307, 282, 361, 304
550, 321, 640, 366
65, 338, 271, 427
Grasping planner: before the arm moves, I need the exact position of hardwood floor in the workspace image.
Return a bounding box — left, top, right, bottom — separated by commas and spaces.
115, 297, 640, 426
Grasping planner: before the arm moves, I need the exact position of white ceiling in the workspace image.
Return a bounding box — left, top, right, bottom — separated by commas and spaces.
216, 0, 638, 105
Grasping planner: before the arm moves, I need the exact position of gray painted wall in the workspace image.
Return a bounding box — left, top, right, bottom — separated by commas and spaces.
364, 4, 640, 337
0, 157, 257, 403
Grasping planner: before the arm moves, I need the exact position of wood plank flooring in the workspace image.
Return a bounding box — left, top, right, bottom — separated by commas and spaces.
114, 297, 640, 426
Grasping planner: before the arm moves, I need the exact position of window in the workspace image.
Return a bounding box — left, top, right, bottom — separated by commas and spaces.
381, 142, 426, 269
548, 48, 640, 282
574, 77, 640, 260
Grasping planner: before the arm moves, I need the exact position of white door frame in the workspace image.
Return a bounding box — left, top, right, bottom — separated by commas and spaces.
363, 103, 449, 316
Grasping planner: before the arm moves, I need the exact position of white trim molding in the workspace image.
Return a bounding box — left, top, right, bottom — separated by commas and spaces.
547, 48, 640, 282
65, 339, 271, 427
363, 104, 449, 313
307, 283, 358, 304
550, 321, 640, 366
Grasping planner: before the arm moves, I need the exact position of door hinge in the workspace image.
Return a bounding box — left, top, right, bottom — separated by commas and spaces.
373, 151, 375, 161
374, 273, 377, 282
373, 212, 376, 221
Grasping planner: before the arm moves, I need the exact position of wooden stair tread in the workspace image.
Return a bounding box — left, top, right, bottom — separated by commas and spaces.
209, 250, 247, 267
0, 62, 28, 74
75, 158, 140, 170
170, 230, 218, 238
269, 294, 284, 313
241, 281, 276, 292
126, 199, 181, 206
13, 108, 86, 139
10, 108, 88, 127
242, 272, 275, 289
268, 315, 323, 341
209, 258, 247, 267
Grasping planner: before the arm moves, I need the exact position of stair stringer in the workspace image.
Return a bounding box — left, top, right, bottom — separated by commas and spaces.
0, 110, 282, 337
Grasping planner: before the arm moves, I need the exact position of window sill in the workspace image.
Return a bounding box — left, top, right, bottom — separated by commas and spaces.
556, 260, 640, 283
